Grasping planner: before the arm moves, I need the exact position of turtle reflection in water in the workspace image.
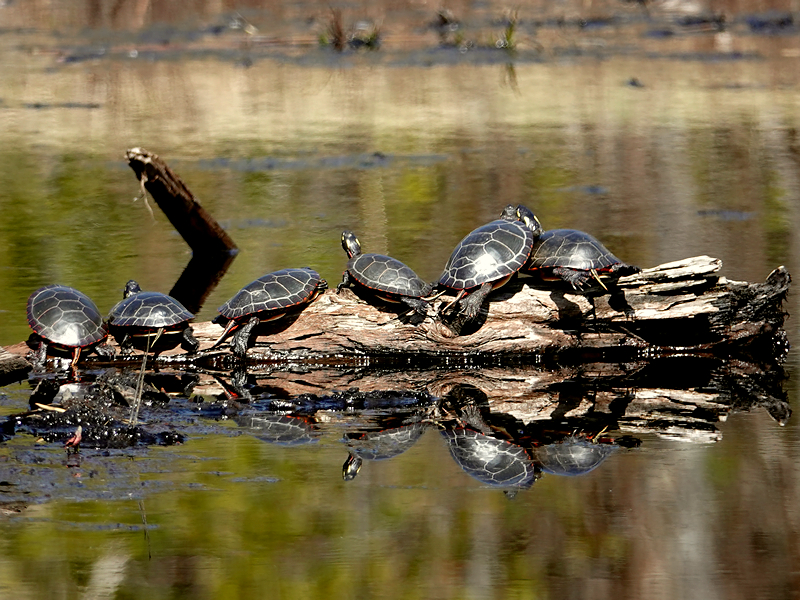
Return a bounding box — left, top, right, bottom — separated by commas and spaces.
342, 421, 430, 480
533, 436, 618, 477
236, 414, 321, 446
442, 428, 539, 493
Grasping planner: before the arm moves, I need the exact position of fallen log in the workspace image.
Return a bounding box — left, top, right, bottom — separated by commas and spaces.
1, 255, 788, 371
0, 347, 31, 385
125, 147, 237, 256
178, 255, 789, 366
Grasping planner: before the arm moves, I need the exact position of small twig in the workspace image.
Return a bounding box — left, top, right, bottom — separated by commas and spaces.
133, 173, 156, 222
35, 403, 66, 413
129, 334, 154, 426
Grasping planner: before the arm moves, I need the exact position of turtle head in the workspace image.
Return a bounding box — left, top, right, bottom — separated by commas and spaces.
123, 280, 142, 299
342, 453, 363, 481
500, 204, 517, 221
341, 231, 362, 259
516, 205, 543, 237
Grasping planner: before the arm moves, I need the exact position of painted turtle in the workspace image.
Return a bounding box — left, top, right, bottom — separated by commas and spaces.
437, 204, 541, 319
516, 205, 640, 291
236, 414, 321, 446
342, 421, 430, 480
213, 267, 328, 358
107, 280, 198, 354
337, 231, 432, 317
441, 428, 539, 492
533, 437, 618, 477
26, 284, 109, 367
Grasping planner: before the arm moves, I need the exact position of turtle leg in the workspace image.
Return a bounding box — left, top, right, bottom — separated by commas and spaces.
438, 289, 466, 315
459, 282, 494, 319
400, 296, 430, 317
336, 271, 352, 293
211, 319, 239, 349
119, 333, 135, 355
181, 326, 200, 354
552, 267, 593, 290
231, 316, 260, 359
94, 343, 115, 360
31, 340, 48, 369
70, 347, 82, 368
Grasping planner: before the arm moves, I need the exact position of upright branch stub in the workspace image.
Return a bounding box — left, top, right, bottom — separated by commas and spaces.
125, 148, 238, 256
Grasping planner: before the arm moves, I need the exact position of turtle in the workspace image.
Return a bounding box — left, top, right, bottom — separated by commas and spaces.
236, 414, 321, 447
337, 231, 432, 317
532, 436, 618, 477
213, 267, 328, 358
107, 280, 198, 354
26, 284, 110, 367
437, 204, 541, 319
516, 205, 640, 291
342, 421, 430, 480
441, 427, 539, 492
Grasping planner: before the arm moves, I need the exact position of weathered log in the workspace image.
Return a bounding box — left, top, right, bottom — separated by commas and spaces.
0, 347, 31, 385
174, 255, 788, 366
1, 256, 789, 372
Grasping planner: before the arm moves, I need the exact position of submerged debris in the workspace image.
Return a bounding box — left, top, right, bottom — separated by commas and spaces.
5, 370, 183, 448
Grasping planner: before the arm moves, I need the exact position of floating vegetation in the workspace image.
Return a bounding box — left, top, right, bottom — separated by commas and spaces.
319, 8, 381, 52
493, 9, 519, 51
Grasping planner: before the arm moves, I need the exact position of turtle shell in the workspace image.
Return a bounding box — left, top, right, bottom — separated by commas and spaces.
346, 422, 429, 461
533, 438, 618, 476
528, 229, 622, 271
236, 415, 321, 446
27, 285, 107, 349
218, 267, 326, 321
348, 253, 431, 298
441, 428, 538, 489
108, 291, 194, 329
438, 218, 533, 291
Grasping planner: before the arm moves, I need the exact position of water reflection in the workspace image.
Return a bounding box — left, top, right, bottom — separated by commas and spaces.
174, 354, 789, 494
342, 419, 430, 480
2, 2, 800, 597
236, 413, 321, 446
534, 437, 619, 477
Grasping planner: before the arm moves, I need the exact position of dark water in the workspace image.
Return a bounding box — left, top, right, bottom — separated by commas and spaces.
2, 1, 800, 598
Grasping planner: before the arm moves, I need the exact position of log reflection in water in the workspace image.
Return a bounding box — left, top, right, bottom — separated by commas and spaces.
0, 351, 788, 503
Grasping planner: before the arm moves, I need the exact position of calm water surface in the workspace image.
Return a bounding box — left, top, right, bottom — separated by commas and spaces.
2, 1, 800, 598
